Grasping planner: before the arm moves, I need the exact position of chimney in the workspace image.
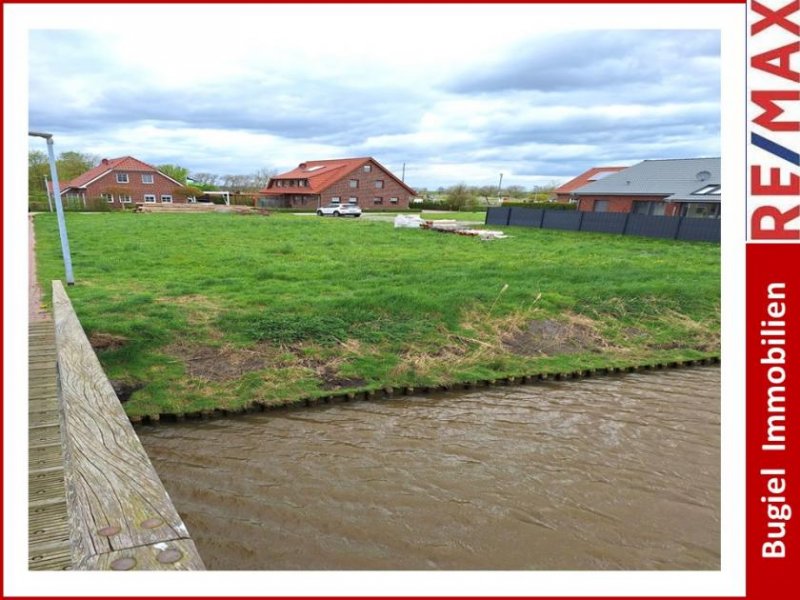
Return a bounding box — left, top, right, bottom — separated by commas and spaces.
101, 158, 109, 165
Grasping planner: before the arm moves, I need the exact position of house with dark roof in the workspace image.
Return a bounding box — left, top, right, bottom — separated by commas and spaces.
572, 158, 721, 218
258, 157, 416, 211
52, 156, 186, 208
553, 166, 627, 203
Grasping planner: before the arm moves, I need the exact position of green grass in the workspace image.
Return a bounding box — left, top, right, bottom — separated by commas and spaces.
420, 210, 486, 221
34, 212, 719, 417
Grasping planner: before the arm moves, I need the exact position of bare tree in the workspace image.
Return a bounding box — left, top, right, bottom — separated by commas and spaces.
190, 172, 219, 187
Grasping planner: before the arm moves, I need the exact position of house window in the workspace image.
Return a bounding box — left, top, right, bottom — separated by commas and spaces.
161, 195, 173, 203
349, 179, 358, 188
144, 194, 156, 203
116, 173, 129, 183
373, 197, 383, 205
330, 197, 341, 204
681, 202, 721, 219
389, 197, 398, 204
593, 200, 609, 212
374, 180, 384, 189
363, 164, 372, 173
299, 180, 307, 187
141, 173, 154, 184
632, 201, 665, 216
348, 197, 358, 205
119, 194, 132, 203
693, 184, 720, 195
101, 193, 113, 203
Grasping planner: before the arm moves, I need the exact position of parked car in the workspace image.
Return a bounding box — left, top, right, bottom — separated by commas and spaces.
316, 203, 361, 217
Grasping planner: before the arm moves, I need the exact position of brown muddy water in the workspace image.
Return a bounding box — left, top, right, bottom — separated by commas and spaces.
138, 366, 720, 570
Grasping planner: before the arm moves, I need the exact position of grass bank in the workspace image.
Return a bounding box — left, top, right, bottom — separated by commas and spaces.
34, 212, 719, 418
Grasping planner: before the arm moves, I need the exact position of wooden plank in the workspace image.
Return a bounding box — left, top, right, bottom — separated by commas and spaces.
52, 280, 205, 570
28, 320, 72, 571
79, 539, 206, 571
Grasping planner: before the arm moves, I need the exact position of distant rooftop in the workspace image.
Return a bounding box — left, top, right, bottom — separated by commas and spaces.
555, 166, 627, 195
573, 158, 721, 202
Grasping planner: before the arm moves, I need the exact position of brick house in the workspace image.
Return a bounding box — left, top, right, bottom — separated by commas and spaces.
52, 156, 186, 208
258, 157, 416, 211
553, 166, 626, 203
572, 158, 721, 218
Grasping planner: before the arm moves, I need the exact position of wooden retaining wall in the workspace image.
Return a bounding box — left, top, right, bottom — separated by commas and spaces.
134, 356, 721, 426
52, 281, 204, 570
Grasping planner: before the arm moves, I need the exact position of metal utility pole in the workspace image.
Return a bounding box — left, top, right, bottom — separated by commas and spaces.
43, 175, 53, 212
497, 173, 504, 199
29, 131, 75, 285
401, 162, 406, 182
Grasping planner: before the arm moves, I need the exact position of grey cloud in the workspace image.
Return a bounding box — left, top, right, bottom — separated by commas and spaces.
27, 28, 721, 189
448, 30, 720, 97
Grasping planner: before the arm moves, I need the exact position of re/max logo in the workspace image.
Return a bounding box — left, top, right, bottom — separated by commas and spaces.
749, 0, 800, 241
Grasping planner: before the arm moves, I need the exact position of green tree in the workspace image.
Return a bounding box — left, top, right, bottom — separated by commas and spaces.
445, 183, 475, 211
158, 164, 190, 185
29, 150, 50, 194
57, 151, 99, 182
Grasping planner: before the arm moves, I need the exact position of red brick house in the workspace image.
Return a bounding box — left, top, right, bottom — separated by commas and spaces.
52, 156, 186, 208
553, 166, 626, 203
572, 158, 721, 218
258, 157, 416, 211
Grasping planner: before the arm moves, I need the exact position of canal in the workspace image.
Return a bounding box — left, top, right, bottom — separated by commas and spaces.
138, 366, 720, 570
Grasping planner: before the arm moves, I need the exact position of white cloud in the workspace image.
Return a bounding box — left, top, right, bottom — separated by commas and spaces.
25, 7, 721, 189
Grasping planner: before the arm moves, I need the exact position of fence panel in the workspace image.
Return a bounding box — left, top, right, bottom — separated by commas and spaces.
486, 207, 719, 243
485, 207, 511, 226
508, 207, 544, 227
579, 212, 629, 235
676, 218, 721, 242
624, 214, 682, 239
542, 211, 582, 231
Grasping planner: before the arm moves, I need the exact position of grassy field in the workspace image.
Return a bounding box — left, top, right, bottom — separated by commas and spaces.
34, 212, 720, 417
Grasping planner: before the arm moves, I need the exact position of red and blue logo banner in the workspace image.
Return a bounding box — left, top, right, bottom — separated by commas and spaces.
746, 0, 799, 598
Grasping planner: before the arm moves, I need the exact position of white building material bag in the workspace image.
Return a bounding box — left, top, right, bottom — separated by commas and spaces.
394, 215, 426, 228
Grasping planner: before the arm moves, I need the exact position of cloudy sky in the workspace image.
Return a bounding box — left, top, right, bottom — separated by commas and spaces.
27, 10, 720, 190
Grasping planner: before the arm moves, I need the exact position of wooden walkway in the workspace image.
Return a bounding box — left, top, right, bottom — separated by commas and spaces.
28, 320, 72, 570
26, 277, 204, 569
52, 281, 205, 570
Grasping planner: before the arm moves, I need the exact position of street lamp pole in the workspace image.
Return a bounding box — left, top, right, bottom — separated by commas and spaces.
29, 131, 74, 285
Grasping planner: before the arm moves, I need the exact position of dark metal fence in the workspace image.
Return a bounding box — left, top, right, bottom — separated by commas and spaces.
486, 207, 720, 242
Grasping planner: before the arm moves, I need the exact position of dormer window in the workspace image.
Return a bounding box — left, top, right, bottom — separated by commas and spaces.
116, 173, 129, 184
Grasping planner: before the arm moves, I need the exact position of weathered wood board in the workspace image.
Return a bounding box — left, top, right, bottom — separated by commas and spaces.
52, 281, 205, 570
28, 320, 72, 570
